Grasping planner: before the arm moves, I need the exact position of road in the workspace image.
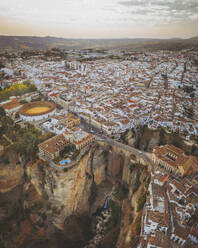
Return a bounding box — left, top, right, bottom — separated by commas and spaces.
79, 117, 107, 137
79, 115, 153, 166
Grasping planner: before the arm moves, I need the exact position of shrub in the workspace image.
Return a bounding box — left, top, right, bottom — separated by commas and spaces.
137, 192, 146, 212
34, 201, 44, 210
135, 212, 142, 233
106, 200, 121, 231
114, 184, 129, 200
0, 81, 36, 102
133, 172, 140, 193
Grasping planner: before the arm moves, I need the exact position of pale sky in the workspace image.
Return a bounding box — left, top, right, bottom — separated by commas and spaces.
0, 0, 198, 38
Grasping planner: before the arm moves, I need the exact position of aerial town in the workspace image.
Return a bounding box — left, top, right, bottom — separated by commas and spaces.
1, 49, 198, 138
138, 144, 198, 247
1, 0, 198, 246
0, 48, 198, 248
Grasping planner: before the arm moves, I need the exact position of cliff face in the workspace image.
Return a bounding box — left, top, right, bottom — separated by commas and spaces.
0, 163, 24, 226
117, 162, 149, 248
0, 163, 24, 193
123, 127, 161, 152
125, 126, 198, 155
27, 144, 107, 226
0, 142, 150, 248
90, 145, 107, 185
0, 144, 106, 247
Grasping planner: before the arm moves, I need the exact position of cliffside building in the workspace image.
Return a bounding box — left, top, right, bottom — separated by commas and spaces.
38, 129, 94, 161
38, 134, 68, 160
152, 145, 198, 177
71, 130, 94, 150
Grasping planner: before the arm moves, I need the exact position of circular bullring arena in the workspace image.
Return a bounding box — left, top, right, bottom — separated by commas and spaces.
19, 101, 56, 121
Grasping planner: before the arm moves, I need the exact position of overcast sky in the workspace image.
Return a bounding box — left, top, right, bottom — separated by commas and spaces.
0, 0, 198, 38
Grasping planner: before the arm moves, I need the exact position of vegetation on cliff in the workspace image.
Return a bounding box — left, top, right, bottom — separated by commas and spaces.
124, 125, 198, 155
54, 144, 79, 163
114, 183, 129, 201
137, 192, 147, 212
106, 199, 121, 230
0, 106, 54, 161
0, 120, 151, 248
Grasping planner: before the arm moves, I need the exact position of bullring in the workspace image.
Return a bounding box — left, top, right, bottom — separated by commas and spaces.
19, 101, 56, 121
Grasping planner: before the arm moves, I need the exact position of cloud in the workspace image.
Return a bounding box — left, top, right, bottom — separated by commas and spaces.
118, 0, 198, 13
117, 0, 198, 25
0, 0, 197, 38
189, 13, 198, 20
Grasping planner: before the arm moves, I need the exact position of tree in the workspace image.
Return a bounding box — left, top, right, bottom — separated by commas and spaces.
0, 63, 4, 69
190, 92, 195, 98
183, 86, 194, 94
0, 106, 5, 116
15, 112, 20, 119
19, 100, 28, 104
0, 81, 37, 102
16, 130, 39, 160
159, 128, 165, 145
191, 145, 198, 156
185, 106, 194, 119
137, 192, 146, 212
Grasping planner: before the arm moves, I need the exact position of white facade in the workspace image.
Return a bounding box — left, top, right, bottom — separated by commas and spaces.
20, 109, 56, 122
188, 234, 198, 244
170, 234, 186, 246
5, 104, 22, 114
65, 61, 88, 72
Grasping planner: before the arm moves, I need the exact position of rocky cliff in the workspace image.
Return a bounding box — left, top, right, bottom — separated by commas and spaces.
0, 163, 24, 193
0, 142, 150, 248
123, 126, 198, 155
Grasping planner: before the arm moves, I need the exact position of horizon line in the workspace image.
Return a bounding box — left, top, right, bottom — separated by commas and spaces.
0, 34, 197, 40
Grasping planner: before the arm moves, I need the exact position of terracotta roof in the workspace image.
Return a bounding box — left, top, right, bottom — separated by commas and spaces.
49, 93, 59, 97
159, 174, 169, 182
173, 221, 190, 240
153, 145, 197, 174
73, 133, 93, 145
129, 104, 137, 108
2, 101, 21, 110
171, 179, 186, 194
38, 134, 68, 155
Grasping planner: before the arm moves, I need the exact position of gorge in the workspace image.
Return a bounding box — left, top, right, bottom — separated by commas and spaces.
0, 141, 150, 248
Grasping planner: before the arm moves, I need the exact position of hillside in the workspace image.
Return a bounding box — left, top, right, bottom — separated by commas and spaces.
0, 35, 198, 51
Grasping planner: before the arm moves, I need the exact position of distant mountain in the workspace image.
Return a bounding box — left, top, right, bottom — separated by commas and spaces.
0, 35, 197, 51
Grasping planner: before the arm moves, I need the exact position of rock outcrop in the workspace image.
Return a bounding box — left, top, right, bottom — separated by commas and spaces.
0, 141, 150, 248
0, 163, 24, 193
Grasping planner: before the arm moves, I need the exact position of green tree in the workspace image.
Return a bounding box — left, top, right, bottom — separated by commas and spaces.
183, 86, 194, 94
137, 192, 146, 212
19, 100, 28, 104
15, 112, 20, 119
0, 63, 4, 69
0, 106, 5, 116
17, 131, 38, 160
190, 92, 195, 98
159, 128, 165, 145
